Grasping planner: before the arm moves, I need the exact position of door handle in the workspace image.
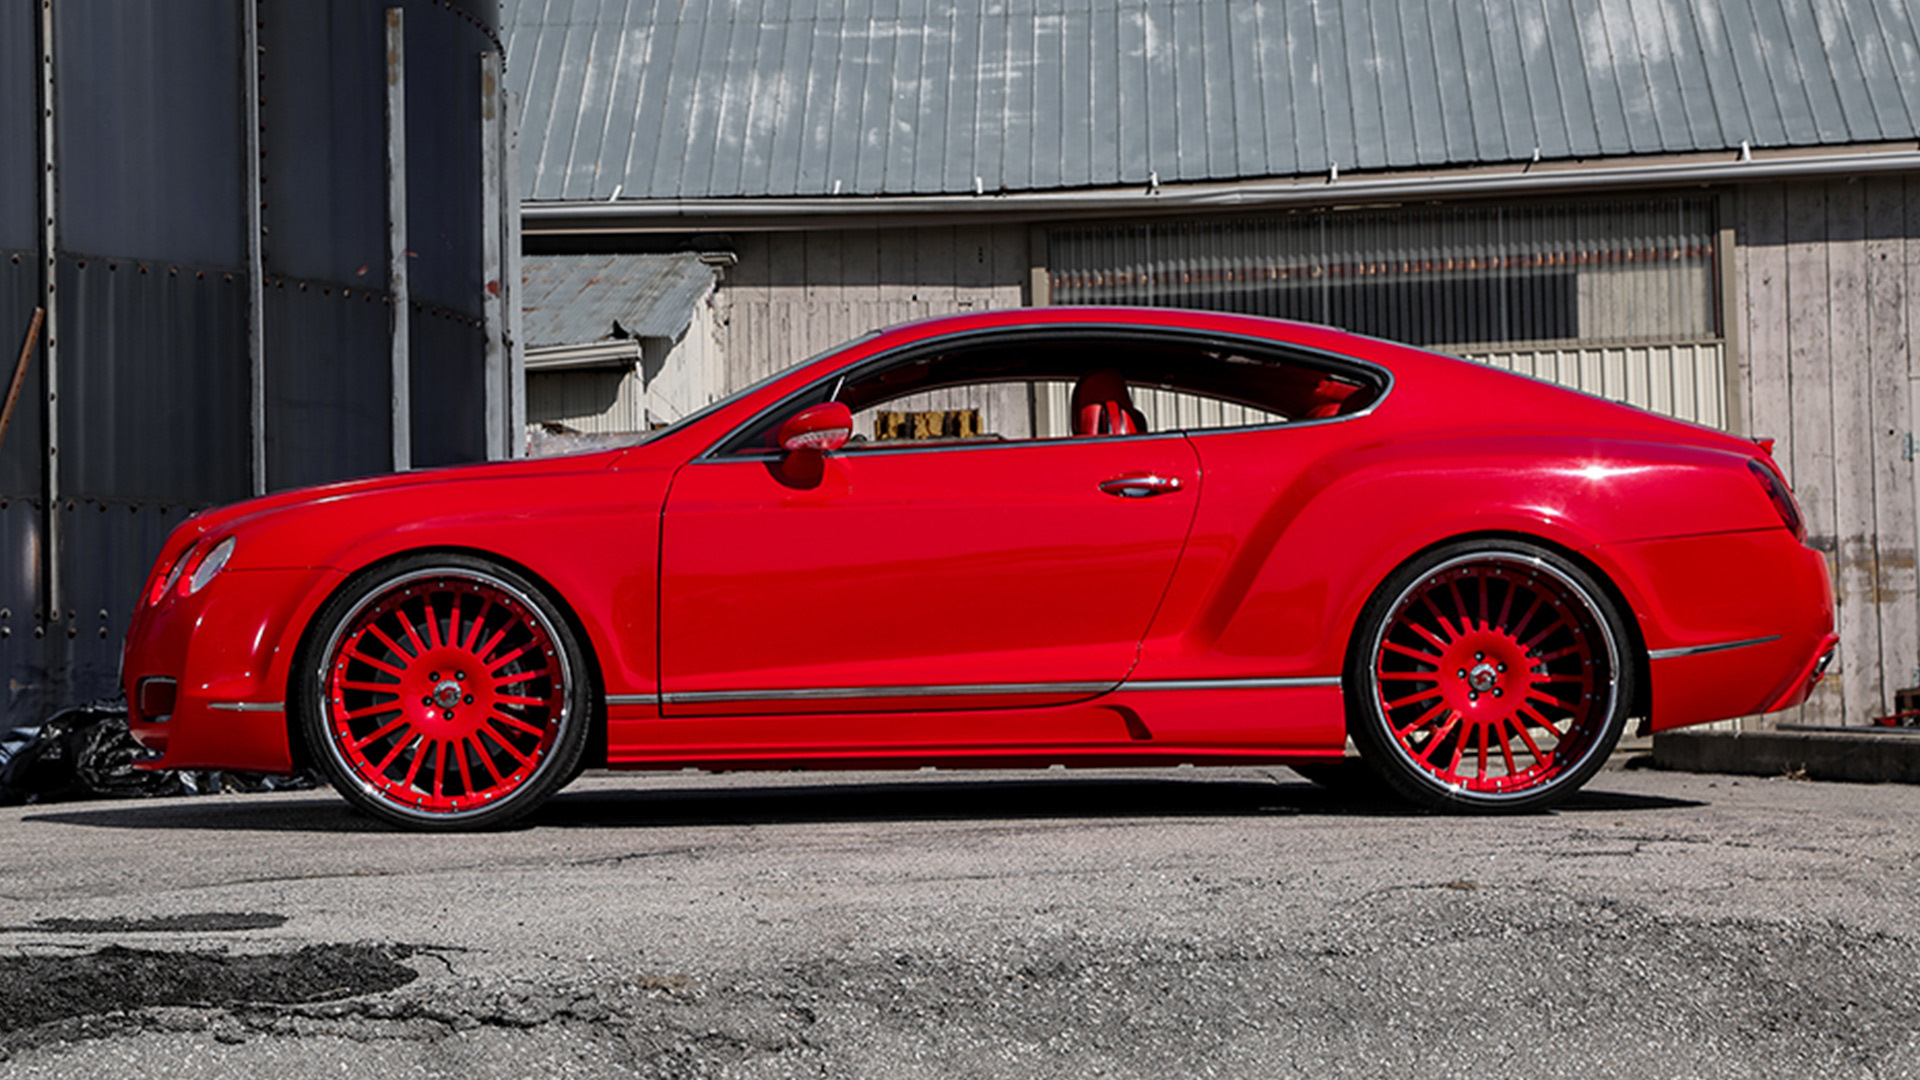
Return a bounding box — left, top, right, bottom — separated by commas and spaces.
1099, 473, 1185, 498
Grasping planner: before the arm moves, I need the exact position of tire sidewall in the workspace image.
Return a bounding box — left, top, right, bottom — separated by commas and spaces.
1345, 539, 1634, 813
295, 552, 591, 831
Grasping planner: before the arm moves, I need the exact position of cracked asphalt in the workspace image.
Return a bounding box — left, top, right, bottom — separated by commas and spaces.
3, 762, 1919, 1078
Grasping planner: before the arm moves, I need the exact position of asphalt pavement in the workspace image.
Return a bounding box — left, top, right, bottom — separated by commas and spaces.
2, 762, 1918, 1079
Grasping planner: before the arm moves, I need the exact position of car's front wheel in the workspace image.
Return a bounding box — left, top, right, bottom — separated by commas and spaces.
1347, 540, 1633, 812
296, 553, 590, 830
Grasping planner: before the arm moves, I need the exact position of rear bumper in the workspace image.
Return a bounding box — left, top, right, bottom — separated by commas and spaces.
1601, 528, 1835, 732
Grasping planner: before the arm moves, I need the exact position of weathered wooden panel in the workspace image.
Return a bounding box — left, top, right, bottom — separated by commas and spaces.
1730, 177, 1920, 731
1866, 177, 1917, 714
717, 225, 1031, 396
1827, 180, 1880, 724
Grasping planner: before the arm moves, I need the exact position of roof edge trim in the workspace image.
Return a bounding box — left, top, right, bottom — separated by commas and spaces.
525, 340, 643, 371
523, 148, 1920, 233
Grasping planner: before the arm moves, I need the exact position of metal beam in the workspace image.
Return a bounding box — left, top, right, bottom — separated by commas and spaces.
521, 148, 1920, 234
503, 88, 526, 456
245, 0, 266, 493
39, 0, 59, 623
385, 7, 409, 471
479, 50, 504, 460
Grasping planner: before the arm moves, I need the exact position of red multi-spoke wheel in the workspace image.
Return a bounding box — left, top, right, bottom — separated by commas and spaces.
1349, 542, 1632, 811
301, 556, 589, 829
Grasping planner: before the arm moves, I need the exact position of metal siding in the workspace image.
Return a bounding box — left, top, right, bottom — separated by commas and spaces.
409, 315, 489, 468
0, 265, 39, 498
6, 0, 500, 730
0, 499, 46, 721
1392, 0, 1446, 164
57, 259, 250, 504
1001, 3, 1037, 194
520, 253, 716, 346
261, 1, 389, 287
0, 2, 36, 254
55, 0, 244, 269
60, 498, 188, 713
263, 284, 395, 490
403, 5, 490, 314
505, 0, 1920, 200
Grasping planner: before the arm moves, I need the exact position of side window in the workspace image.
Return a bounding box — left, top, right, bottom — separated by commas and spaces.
715, 333, 1384, 457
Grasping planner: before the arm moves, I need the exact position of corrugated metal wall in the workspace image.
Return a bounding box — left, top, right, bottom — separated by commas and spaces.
1, 0, 502, 728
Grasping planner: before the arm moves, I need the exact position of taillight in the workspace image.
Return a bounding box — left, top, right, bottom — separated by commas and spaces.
1748, 459, 1806, 542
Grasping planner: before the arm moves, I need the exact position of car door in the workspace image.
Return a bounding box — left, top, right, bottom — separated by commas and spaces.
657, 433, 1201, 729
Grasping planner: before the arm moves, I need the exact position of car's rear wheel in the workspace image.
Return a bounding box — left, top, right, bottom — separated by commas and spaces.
1348, 540, 1632, 812
297, 553, 589, 830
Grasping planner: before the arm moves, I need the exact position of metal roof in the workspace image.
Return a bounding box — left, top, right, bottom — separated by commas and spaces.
503, 0, 1920, 202
519, 253, 715, 347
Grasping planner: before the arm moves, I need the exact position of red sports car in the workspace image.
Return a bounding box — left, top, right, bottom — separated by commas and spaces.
123, 308, 1835, 828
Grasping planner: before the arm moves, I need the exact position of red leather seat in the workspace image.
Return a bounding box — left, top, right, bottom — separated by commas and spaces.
1071, 370, 1147, 436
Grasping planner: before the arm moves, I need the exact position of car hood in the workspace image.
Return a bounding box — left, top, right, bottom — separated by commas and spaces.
155, 448, 634, 564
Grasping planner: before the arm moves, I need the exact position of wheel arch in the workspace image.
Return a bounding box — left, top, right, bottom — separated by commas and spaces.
282, 544, 611, 773
1340, 529, 1652, 728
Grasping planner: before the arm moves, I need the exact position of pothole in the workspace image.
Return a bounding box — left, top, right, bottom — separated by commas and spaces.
0, 944, 418, 1034
23, 913, 289, 934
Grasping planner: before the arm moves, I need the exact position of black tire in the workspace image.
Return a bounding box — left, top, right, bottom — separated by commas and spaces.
294, 552, 591, 830
1346, 539, 1633, 812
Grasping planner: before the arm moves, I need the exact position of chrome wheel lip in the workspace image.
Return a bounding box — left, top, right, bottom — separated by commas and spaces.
314, 566, 575, 823
1363, 551, 1621, 803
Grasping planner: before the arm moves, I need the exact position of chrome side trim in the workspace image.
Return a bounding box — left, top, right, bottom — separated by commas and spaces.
605, 694, 653, 706
663, 681, 1115, 705
1647, 635, 1782, 661
209, 701, 285, 713
1120, 676, 1343, 692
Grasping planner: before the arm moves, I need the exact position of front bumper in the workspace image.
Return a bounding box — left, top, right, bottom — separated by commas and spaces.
123, 565, 344, 772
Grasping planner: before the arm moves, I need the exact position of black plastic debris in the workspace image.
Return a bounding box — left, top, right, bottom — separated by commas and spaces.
0, 699, 317, 806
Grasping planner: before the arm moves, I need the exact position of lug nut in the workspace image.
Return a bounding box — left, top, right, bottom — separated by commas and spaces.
463, 694, 474, 705
1493, 688, 1503, 698
1469, 691, 1479, 701
456, 671, 465, 681
1457, 668, 1467, 678
421, 695, 433, 705
429, 671, 440, 681
442, 709, 454, 720
1474, 651, 1484, 661
1497, 663, 1507, 673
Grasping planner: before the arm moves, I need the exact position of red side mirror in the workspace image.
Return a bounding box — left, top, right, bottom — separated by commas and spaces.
778, 402, 853, 453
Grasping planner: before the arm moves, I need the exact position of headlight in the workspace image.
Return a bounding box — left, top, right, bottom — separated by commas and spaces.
183, 537, 236, 596
149, 545, 195, 606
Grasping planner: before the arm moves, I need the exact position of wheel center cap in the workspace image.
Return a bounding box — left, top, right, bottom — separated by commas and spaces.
1468, 663, 1499, 693
433, 681, 463, 709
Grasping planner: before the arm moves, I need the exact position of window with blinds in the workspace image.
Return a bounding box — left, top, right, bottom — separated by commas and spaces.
1048, 199, 1719, 352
